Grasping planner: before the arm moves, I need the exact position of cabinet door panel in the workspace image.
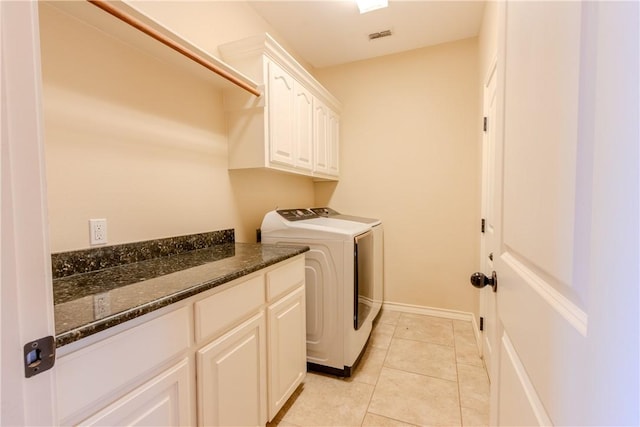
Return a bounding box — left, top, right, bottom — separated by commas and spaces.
313, 100, 329, 174
197, 312, 266, 427
294, 83, 313, 170
328, 109, 340, 176
268, 285, 306, 420
80, 358, 193, 427
267, 60, 294, 166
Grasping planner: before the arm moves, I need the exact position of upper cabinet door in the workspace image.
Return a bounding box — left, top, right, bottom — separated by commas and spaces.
313, 99, 339, 178
328, 109, 340, 177
267, 60, 295, 167
313, 99, 329, 175
294, 83, 313, 171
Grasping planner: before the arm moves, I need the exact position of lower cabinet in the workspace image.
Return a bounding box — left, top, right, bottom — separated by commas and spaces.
55, 306, 193, 426
55, 255, 306, 427
197, 312, 267, 427
267, 284, 306, 419
79, 358, 192, 426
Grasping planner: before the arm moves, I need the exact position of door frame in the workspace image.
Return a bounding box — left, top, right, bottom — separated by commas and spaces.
1, 1, 57, 424
479, 57, 497, 277
478, 55, 498, 380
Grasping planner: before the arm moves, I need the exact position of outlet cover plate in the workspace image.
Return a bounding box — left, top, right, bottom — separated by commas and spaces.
89, 218, 107, 245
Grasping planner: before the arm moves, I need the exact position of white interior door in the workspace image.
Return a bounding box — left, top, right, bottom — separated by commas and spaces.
479, 58, 498, 382
491, 2, 639, 425
1, 1, 57, 425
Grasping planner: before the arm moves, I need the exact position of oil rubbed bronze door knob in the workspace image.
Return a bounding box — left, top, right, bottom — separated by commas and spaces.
470, 271, 497, 292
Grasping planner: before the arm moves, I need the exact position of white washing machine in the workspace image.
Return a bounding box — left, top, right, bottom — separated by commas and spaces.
309, 207, 381, 226
261, 208, 383, 376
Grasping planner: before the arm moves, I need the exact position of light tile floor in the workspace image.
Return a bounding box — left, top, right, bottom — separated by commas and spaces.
269, 310, 490, 427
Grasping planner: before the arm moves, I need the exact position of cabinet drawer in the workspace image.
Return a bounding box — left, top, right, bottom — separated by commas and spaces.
194, 274, 265, 344
57, 306, 191, 424
266, 256, 305, 301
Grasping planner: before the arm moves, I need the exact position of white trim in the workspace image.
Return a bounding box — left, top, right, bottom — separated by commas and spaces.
218, 33, 341, 111
470, 314, 482, 355
502, 252, 588, 336
501, 332, 553, 426
382, 301, 474, 322
484, 54, 498, 88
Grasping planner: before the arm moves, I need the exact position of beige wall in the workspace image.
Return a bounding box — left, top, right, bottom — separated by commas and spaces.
40, 2, 314, 252
129, 1, 313, 71
314, 38, 481, 315
41, 1, 492, 318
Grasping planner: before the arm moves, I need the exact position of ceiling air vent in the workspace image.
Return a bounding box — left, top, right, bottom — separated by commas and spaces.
368, 30, 392, 40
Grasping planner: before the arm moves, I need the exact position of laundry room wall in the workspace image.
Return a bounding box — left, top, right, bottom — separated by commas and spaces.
40, 2, 315, 252
314, 38, 481, 316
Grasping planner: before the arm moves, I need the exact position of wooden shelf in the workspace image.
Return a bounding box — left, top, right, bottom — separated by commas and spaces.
45, 1, 261, 96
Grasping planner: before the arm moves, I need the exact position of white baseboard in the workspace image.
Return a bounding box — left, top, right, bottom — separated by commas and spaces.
381, 301, 483, 354
382, 301, 473, 321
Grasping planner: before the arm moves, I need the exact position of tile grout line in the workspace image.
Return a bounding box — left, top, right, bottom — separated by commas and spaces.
453, 322, 465, 427
455, 321, 493, 426
367, 313, 465, 426
274, 313, 486, 427
358, 317, 396, 426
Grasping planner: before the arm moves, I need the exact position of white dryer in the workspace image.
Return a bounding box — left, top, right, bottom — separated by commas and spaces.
261, 208, 382, 376
310, 207, 384, 324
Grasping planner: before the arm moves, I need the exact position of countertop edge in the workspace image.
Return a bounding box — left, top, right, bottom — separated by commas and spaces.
55, 246, 308, 348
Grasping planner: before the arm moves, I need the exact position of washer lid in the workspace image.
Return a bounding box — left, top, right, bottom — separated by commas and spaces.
310, 207, 382, 226
261, 210, 370, 239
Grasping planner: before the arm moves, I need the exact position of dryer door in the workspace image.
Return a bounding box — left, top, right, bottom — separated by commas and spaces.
354, 230, 374, 330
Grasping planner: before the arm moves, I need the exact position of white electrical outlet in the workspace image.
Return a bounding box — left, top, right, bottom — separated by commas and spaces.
93, 292, 111, 319
89, 218, 107, 245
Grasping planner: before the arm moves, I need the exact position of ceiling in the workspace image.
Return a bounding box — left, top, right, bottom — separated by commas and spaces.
247, 0, 486, 69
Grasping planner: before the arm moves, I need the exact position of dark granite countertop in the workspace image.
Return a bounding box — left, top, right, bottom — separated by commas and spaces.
53, 241, 308, 347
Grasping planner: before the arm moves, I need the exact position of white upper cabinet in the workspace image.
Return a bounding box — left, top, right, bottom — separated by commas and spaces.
220, 33, 341, 180
267, 60, 296, 167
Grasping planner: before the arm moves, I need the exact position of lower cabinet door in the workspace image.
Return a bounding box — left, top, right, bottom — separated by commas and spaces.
267, 284, 307, 420
79, 358, 193, 426
197, 311, 267, 427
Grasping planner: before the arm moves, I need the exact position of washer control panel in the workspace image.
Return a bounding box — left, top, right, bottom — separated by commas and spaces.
277, 209, 319, 221
310, 207, 340, 217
